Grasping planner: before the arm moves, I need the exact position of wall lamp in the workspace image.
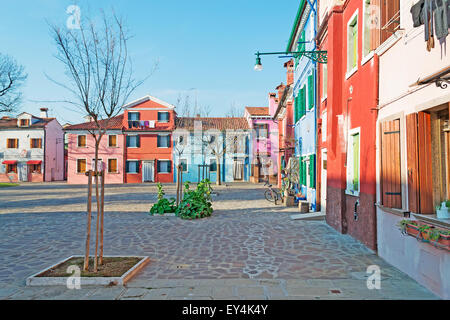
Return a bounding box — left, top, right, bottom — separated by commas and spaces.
254, 50, 328, 71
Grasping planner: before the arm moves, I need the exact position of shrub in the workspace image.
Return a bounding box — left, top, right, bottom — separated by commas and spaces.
150, 183, 176, 215
175, 179, 213, 220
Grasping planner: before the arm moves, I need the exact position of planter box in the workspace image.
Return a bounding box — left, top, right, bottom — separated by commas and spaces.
26, 255, 149, 287
404, 222, 450, 251
284, 196, 296, 207
298, 201, 309, 213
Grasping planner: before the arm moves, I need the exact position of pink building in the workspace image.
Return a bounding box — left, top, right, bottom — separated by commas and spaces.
65, 115, 125, 184
0, 108, 64, 182
245, 105, 279, 184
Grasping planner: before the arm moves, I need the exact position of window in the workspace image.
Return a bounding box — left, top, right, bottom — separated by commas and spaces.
6, 164, 17, 173
30, 164, 41, 173
347, 13, 358, 73
77, 135, 86, 147
128, 112, 140, 121
157, 160, 171, 173
91, 158, 103, 171
363, 0, 374, 57
158, 112, 170, 122
126, 160, 140, 174
30, 138, 42, 149
209, 159, 217, 172
308, 73, 314, 110
157, 135, 170, 148
108, 159, 118, 173
77, 159, 87, 173
7, 138, 19, 149
381, 119, 402, 209
380, 0, 400, 44
322, 63, 328, 99
255, 124, 268, 139
179, 159, 188, 172
108, 135, 117, 147
346, 129, 360, 195
295, 86, 307, 122
126, 135, 140, 148
20, 119, 30, 127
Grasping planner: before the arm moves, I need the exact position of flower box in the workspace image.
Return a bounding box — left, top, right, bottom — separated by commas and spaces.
400, 220, 450, 251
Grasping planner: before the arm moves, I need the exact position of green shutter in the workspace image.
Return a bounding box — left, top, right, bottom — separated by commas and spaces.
308, 74, 314, 110
309, 154, 316, 188
301, 87, 306, 118
294, 96, 299, 123
353, 134, 360, 191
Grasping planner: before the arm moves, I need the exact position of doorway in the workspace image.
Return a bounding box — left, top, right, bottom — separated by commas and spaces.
321, 149, 327, 214
142, 161, 154, 182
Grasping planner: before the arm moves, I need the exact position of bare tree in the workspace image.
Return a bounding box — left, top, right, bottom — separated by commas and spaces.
225, 101, 241, 118
0, 54, 27, 114
50, 10, 150, 272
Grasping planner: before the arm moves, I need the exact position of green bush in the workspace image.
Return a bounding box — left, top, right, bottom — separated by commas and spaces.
149, 183, 176, 215
175, 179, 213, 220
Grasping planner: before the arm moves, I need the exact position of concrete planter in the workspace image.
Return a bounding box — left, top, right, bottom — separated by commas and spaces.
26, 255, 150, 287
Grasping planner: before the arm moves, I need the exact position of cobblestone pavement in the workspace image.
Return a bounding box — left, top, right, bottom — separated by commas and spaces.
0, 182, 439, 300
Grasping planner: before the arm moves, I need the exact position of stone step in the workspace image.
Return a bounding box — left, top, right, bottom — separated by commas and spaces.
290, 212, 326, 220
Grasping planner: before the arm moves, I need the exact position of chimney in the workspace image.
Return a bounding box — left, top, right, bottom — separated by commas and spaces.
40, 108, 48, 118
276, 83, 286, 101
84, 115, 94, 122
196, 114, 201, 118
284, 59, 294, 86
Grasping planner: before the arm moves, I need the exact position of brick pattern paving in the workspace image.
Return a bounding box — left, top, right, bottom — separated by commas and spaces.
0, 182, 439, 300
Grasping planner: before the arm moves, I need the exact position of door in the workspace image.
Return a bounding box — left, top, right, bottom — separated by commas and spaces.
18, 163, 27, 182
142, 161, 154, 182
321, 149, 327, 214
233, 159, 244, 181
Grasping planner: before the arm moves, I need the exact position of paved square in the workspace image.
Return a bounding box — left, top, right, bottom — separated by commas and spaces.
0, 183, 439, 299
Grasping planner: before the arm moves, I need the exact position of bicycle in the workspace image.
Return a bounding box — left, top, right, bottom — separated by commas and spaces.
264, 180, 283, 205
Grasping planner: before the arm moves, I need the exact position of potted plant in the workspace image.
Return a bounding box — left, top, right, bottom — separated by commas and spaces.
398, 219, 450, 250
436, 200, 450, 219
398, 219, 420, 237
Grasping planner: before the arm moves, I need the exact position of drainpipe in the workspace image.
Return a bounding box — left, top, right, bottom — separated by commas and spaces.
43, 129, 46, 182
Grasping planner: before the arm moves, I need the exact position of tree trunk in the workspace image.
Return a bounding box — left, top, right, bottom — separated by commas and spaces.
216, 156, 221, 185
93, 138, 101, 272
83, 170, 93, 271
99, 165, 105, 265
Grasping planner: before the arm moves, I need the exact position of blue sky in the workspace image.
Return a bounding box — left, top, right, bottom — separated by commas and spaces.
0, 0, 300, 124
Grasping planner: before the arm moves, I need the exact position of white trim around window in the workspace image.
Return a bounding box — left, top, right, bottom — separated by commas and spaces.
346, 127, 361, 197
346, 9, 359, 78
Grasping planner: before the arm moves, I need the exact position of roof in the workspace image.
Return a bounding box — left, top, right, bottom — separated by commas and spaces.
175, 117, 249, 131
0, 117, 54, 129
123, 95, 175, 110
245, 107, 270, 116
64, 114, 124, 131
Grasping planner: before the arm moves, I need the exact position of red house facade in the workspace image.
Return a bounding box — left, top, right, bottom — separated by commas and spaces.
123, 95, 175, 184
316, 0, 400, 250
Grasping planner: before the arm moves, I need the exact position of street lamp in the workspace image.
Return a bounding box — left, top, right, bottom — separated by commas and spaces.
253, 49, 328, 72
254, 53, 263, 71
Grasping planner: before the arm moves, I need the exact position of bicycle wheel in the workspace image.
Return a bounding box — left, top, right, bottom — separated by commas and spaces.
265, 189, 276, 202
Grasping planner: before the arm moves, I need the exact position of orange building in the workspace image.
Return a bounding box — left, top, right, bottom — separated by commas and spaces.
123, 96, 175, 183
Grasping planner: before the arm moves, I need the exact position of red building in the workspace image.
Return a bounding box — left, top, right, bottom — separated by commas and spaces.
123, 95, 176, 183
316, 0, 399, 250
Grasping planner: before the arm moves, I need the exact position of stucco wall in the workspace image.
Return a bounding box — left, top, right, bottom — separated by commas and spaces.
377, 209, 450, 299
44, 119, 64, 181
67, 131, 125, 184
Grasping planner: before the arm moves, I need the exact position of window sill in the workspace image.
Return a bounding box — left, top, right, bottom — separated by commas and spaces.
345, 67, 358, 80
126, 172, 139, 175
345, 189, 359, 197
157, 147, 170, 149
361, 51, 374, 66
375, 203, 409, 217
412, 213, 450, 230
157, 172, 170, 174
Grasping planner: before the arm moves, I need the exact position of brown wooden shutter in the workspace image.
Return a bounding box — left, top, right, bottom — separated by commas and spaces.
418, 112, 434, 214
406, 113, 420, 213
371, 0, 381, 50
381, 119, 402, 208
